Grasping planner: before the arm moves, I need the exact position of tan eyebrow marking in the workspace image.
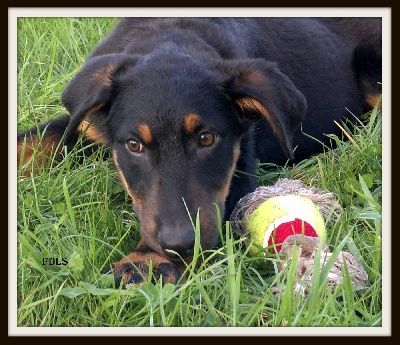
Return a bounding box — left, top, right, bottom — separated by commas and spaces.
184, 113, 201, 134
138, 123, 152, 144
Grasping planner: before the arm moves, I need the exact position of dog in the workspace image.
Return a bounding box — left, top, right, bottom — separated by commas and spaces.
17, 17, 382, 287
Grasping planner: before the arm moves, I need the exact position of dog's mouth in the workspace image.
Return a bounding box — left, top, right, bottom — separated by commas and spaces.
161, 247, 194, 262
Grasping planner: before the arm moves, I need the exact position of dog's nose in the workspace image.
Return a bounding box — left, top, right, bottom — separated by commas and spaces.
158, 227, 195, 258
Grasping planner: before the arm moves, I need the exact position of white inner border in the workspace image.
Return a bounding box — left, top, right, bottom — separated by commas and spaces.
9, 7, 392, 337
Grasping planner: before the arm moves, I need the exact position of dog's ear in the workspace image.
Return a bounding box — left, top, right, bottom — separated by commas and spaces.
62, 53, 138, 145
218, 59, 307, 160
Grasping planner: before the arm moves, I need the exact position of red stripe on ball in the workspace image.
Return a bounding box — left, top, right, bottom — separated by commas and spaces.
268, 218, 318, 252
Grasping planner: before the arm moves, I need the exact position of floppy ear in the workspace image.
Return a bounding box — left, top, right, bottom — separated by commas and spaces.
219, 59, 307, 160
61, 53, 138, 145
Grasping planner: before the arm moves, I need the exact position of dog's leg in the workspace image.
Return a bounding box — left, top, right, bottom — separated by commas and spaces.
318, 18, 382, 110
224, 131, 258, 220
349, 20, 382, 110
109, 239, 186, 288
17, 115, 102, 177
17, 115, 71, 176
352, 42, 382, 110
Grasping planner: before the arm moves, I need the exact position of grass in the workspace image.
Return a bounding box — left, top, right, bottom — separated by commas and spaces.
15, 18, 384, 331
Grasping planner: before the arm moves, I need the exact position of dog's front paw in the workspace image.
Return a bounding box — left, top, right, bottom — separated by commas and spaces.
109, 251, 183, 288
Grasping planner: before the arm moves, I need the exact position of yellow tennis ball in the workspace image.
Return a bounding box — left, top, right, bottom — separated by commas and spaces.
246, 195, 326, 254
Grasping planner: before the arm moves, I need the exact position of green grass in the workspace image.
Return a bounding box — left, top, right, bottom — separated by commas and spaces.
16, 18, 383, 330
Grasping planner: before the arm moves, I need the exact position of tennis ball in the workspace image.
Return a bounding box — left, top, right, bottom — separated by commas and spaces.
246, 195, 325, 254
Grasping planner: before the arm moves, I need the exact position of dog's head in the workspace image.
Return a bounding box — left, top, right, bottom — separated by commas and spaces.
61, 49, 306, 261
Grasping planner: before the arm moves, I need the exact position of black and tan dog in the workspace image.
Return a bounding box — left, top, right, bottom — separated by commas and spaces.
17, 17, 382, 287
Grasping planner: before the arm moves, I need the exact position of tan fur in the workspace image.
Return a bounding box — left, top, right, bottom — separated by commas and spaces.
91, 63, 118, 88
17, 134, 59, 177
365, 93, 382, 110
138, 123, 152, 144
215, 143, 241, 205
77, 121, 107, 143
112, 150, 143, 214
184, 113, 201, 134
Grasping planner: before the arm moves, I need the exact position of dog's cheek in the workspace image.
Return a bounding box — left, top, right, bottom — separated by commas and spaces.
198, 211, 220, 250
111, 148, 151, 218
139, 212, 161, 254
196, 143, 241, 250
215, 143, 241, 206
112, 157, 160, 255
137, 180, 164, 254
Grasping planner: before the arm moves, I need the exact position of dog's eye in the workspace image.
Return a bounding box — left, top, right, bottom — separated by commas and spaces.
126, 139, 144, 153
198, 132, 216, 148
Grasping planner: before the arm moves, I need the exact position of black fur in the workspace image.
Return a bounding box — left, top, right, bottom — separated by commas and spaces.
18, 18, 382, 287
